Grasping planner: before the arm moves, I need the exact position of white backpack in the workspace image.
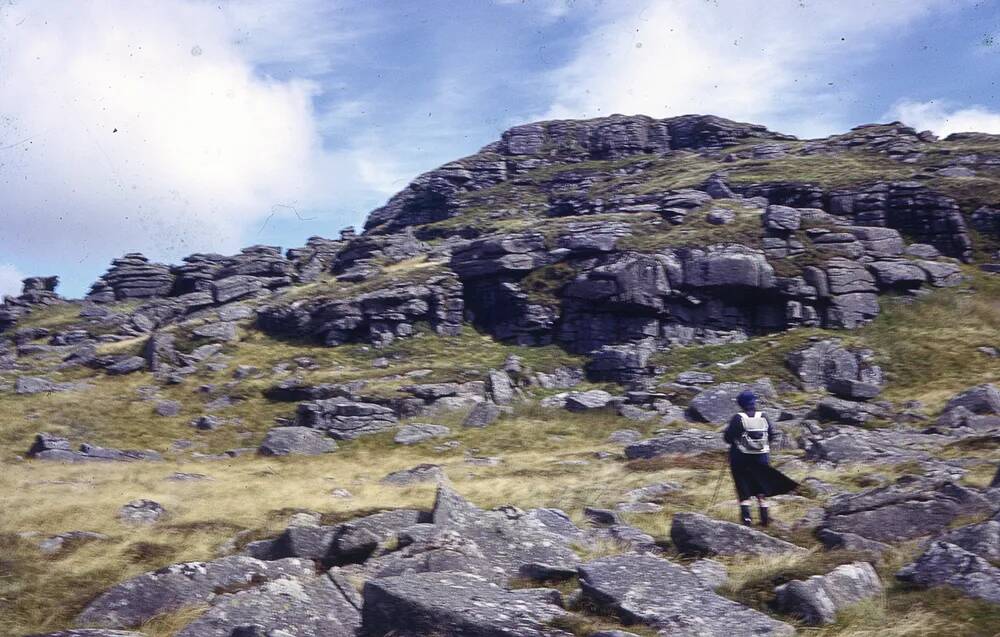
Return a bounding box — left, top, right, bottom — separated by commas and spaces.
736, 412, 769, 454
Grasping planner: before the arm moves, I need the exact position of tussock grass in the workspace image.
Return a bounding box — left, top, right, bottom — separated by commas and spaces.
857, 270, 1000, 407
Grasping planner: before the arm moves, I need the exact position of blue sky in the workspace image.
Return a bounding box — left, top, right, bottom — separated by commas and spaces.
1, 0, 999, 297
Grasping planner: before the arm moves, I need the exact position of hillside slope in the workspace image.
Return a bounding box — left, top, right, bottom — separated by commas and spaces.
2, 114, 1000, 637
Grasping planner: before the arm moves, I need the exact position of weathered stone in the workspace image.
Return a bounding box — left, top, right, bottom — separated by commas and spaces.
564, 389, 613, 411
106, 356, 147, 376
487, 369, 516, 405
822, 481, 992, 543
258, 427, 337, 456
175, 570, 361, 637
578, 553, 794, 636
816, 529, 891, 556
774, 562, 882, 625
76, 556, 312, 628
815, 397, 889, 426
624, 430, 727, 459
117, 499, 166, 525
687, 379, 776, 424
897, 541, 1000, 603
382, 464, 445, 486
936, 520, 1000, 562
394, 423, 451, 445
941, 384, 1000, 416
295, 398, 398, 439
763, 205, 801, 232
362, 572, 568, 637
462, 401, 501, 428
671, 513, 806, 557
191, 322, 238, 342
15, 376, 76, 394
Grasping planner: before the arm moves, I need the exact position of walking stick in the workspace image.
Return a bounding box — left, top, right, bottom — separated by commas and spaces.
708, 457, 727, 509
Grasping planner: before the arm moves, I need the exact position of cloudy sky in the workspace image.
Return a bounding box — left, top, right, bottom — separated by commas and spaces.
1, 0, 998, 297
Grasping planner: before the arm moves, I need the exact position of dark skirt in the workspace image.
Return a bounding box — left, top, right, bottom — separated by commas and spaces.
729, 449, 798, 501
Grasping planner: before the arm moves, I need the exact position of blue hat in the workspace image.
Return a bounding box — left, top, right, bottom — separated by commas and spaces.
737, 390, 757, 409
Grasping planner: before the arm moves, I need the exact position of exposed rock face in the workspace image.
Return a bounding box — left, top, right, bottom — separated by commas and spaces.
774, 562, 882, 625
897, 541, 1000, 603
578, 553, 795, 636
670, 513, 806, 557
86, 254, 174, 301
365, 114, 788, 235
258, 273, 463, 347
361, 572, 568, 637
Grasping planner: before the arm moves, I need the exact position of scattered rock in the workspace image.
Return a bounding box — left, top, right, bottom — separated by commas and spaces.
382, 464, 445, 486
578, 553, 794, 636
394, 423, 451, 445
258, 427, 337, 456
106, 356, 147, 376
462, 401, 501, 428
774, 562, 882, 625
564, 389, 614, 411
670, 513, 806, 557
117, 499, 167, 525
76, 556, 312, 628
897, 541, 1000, 604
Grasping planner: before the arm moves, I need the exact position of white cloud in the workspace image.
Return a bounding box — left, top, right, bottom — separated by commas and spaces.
886, 99, 1000, 137
543, 0, 961, 138
0, 264, 25, 298
0, 0, 389, 294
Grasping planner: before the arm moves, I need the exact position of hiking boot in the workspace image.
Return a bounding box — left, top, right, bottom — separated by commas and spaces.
759, 505, 770, 527
740, 505, 752, 526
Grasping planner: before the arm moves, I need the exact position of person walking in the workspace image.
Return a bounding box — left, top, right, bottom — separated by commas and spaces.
723, 389, 798, 526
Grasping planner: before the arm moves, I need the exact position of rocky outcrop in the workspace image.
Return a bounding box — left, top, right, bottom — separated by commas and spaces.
365, 114, 789, 235
86, 254, 174, 301
258, 272, 463, 347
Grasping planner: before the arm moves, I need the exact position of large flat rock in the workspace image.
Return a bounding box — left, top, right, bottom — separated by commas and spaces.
362, 571, 569, 637
671, 512, 806, 557
578, 554, 794, 636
